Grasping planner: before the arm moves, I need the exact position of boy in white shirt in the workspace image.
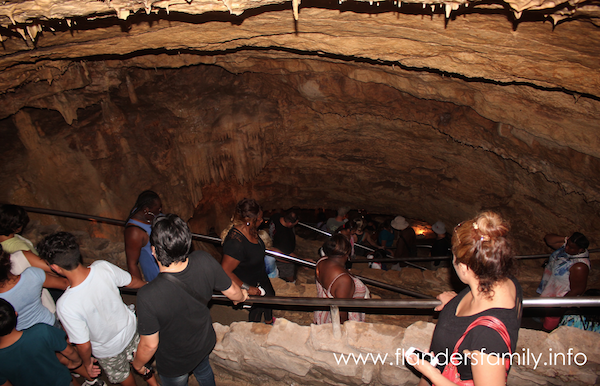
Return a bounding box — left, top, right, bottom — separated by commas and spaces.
38, 231, 157, 386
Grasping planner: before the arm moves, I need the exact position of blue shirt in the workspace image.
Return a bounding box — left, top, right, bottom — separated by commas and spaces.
0, 267, 55, 330
378, 229, 395, 248
126, 218, 160, 281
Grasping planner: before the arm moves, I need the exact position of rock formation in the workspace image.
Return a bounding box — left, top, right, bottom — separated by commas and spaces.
0, 0, 599, 252
212, 319, 600, 385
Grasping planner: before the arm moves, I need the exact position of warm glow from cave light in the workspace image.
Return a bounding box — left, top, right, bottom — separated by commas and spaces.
411, 223, 432, 238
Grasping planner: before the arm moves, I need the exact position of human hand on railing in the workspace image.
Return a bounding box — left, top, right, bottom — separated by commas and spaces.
248, 286, 262, 296
233, 289, 249, 305
435, 291, 457, 311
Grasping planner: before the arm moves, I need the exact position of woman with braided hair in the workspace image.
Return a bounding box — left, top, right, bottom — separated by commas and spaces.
408, 211, 522, 386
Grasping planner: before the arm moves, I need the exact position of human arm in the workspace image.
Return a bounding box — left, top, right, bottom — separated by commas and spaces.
363, 232, 379, 249
544, 234, 566, 250
22, 250, 54, 274
222, 281, 249, 305
132, 333, 159, 376
124, 226, 147, 282
221, 254, 262, 296
434, 291, 457, 312
124, 274, 147, 289
57, 343, 83, 370
268, 247, 297, 262
105, 260, 147, 289
566, 263, 589, 297
75, 341, 101, 379
43, 271, 69, 290
330, 274, 355, 323
470, 351, 509, 386
417, 377, 430, 386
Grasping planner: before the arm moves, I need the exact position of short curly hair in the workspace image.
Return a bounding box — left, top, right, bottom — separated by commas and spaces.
37, 232, 82, 270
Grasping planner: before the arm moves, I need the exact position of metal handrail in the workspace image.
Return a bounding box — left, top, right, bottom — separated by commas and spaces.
111, 291, 599, 309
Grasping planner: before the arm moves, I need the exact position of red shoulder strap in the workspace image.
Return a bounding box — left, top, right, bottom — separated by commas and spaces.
452, 316, 512, 371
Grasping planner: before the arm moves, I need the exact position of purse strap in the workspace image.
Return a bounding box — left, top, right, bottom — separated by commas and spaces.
452, 316, 512, 372
162, 273, 208, 309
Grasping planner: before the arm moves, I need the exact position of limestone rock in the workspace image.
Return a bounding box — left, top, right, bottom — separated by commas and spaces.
212, 319, 600, 385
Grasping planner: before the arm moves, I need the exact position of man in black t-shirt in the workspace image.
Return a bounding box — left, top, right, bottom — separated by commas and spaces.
268, 210, 299, 282
132, 214, 247, 386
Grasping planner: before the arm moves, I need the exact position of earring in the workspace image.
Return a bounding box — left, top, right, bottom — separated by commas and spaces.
246, 222, 250, 226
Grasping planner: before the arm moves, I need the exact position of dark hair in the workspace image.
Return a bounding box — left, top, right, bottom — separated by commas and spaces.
372, 249, 388, 260
234, 198, 262, 223
322, 234, 351, 259
0, 245, 12, 283
283, 210, 298, 224
126, 190, 161, 221
37, 232, 82, 270
0, 299, 16, 336
317, 211, 327, 223
150, 214, 192, 267
221, 198, 263, 242
336, 219, 359, 234
380, 219, 392, 231
0, 204, 30, 236
569, 232, 589, 250
452, 211, 515, 299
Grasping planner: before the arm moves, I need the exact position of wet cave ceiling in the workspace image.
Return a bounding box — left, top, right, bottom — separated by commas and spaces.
0, 0, 599, 251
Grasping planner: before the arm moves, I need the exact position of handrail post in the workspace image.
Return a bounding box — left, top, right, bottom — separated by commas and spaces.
330, 305, 342, 339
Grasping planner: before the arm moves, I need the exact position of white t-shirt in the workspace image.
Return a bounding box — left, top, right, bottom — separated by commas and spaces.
57, 260, 136, 358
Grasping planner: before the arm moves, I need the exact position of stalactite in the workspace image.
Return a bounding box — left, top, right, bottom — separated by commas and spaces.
125, 75, 138, 105
51, 93, 78, 124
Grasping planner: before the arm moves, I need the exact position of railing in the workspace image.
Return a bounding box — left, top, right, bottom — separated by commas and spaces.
208, 295, 600, 309
18, 205, 600, 317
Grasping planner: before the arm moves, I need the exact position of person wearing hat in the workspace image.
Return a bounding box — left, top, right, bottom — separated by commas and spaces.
431, 220, 451, 267
392, 216, 417, 259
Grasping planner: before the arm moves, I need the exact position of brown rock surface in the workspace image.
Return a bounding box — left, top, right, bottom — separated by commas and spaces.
212, 318, 600, 385
0, 0, 599, 257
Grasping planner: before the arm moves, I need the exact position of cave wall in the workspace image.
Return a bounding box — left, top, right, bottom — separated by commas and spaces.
0, 5, 599, 252
1, 59, 598, 252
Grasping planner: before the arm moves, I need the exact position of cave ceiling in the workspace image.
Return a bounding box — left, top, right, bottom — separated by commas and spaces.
0, 0, 599, 251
